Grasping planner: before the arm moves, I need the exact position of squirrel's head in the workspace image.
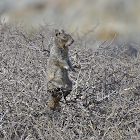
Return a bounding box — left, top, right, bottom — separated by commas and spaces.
54, 29, 74, 49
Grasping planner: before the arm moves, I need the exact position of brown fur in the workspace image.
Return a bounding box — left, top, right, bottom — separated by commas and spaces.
47, 29, 75, 110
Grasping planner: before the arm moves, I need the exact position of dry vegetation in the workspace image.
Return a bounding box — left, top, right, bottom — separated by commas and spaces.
0, 22, 140, 140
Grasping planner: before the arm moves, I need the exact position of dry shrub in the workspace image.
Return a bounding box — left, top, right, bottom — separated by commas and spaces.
0, 22, 140, 140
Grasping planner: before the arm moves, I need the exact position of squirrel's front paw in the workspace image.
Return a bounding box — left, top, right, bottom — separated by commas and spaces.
63, 65, 69, 70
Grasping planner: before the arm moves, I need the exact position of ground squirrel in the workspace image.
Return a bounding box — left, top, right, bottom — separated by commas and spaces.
47, 29, 75, 110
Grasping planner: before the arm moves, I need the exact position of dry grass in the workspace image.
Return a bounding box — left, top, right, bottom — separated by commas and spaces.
0, 22, 140, 140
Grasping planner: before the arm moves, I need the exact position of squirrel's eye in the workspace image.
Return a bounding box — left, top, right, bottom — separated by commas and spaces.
63, 36, 66, 39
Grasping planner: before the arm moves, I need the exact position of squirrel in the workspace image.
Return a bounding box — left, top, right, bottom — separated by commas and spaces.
47, 29, 75, 110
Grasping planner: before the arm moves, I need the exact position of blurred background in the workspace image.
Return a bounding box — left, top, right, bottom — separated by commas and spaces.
0, 0, 140, 48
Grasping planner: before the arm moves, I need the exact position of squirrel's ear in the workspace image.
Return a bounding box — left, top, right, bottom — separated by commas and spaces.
55, 29, 59, 36
61, 29, 65, 33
